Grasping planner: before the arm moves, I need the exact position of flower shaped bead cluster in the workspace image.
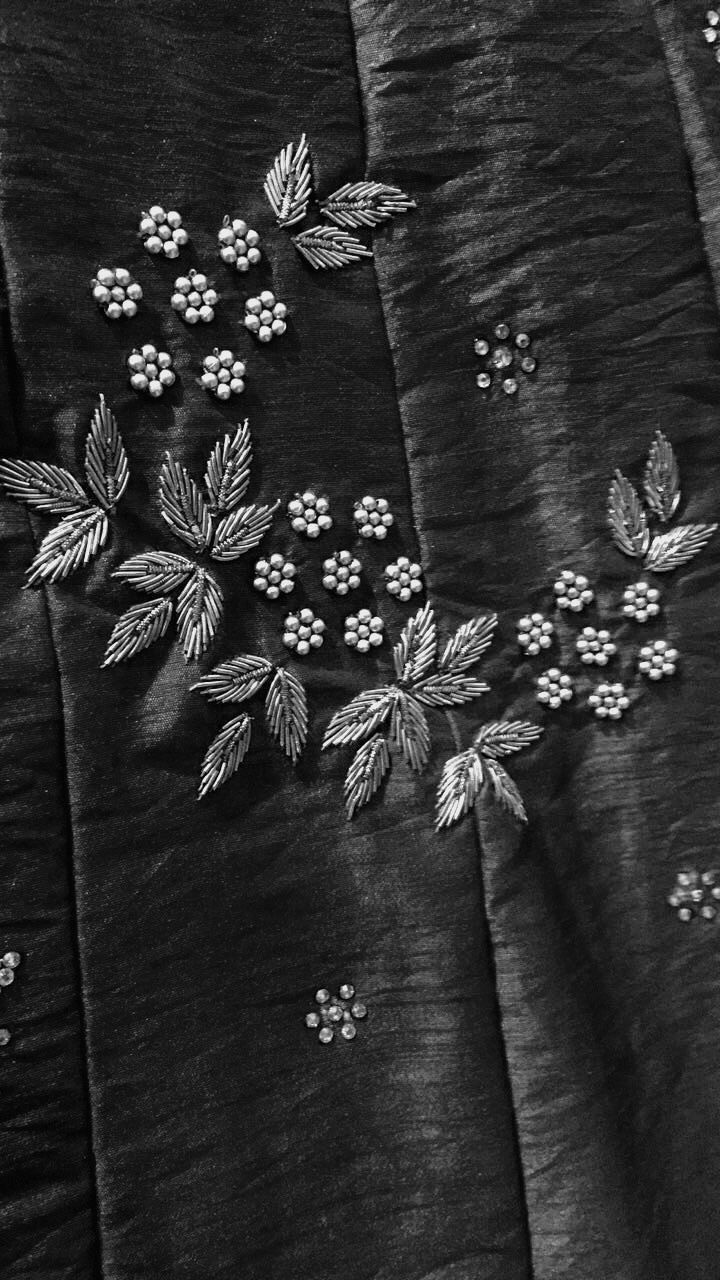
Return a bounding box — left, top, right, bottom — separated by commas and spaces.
91, 267, 143, 319
536, 668, 574, 708
517, 612, 554, 655
283, 608, 326, 655
353, 495, 394, 540
253, 554, 297, 599
200, 349, 246, 399
127, 345, 176, 397
384, 557, 423, 602
244, 291, 288, 342
474, 323, 537, 394
622, 580, 661, 622
217, 216, 262, 272
171, 270, 218, 324
638, 639, 678, 680
139, 206, 188, 258
704, 10, 720, 60
287, 491, 332, 537
587, 681, 630, 720
322, 550, 362, 595
553, 570, 593, 613
575, 626, 616, 666
344, 610, 384, 652
305, 985, 368, 1043
668, 868, 720, 921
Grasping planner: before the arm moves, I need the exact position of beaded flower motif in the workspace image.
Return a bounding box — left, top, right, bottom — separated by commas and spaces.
474, 324, 537, 395
0, 396, 128, 586
103, 421, 279, 665
668, 868, 720, 922
323, 603, 541, 825
305, 985, 368, 1044
0, 950, 21, 1049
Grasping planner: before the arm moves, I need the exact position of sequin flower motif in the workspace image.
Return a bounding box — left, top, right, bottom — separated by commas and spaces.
0, 395, 128, 586
668, 868, 720, 921
192, 655, 308, 798
0, 950, 21, 1049
305, 985, 368, 1043
104, 421, 279, 665
474, 324, 537, 395
323, 603, 542, 825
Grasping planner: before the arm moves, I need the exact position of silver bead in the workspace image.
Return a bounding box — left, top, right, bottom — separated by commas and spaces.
0, 1028, 11, 1047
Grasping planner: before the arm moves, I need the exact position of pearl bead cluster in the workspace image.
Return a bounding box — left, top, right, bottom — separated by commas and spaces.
575, 626, 617, 666
553, 570, 594, 613
171, 270, 218, 324
668, 868, 720, 922
353, 495, 394, 540
517, 613, 554, 655
253, 554, 297, 599
384, 557, 424, 602
587, 681, 630, 719
282, 608, 326, 655
244, 291, 288, 342
622, 580, 661, 622
704, 10, 720, 60
287, 491, 333, 538
474, 323, 537, 394
0, 950, 21, 1049
322, 550, 362, 595
638, 638, 679, 680
344, 609, 384, 652
127, 345, 176, 397
305, 984, 368, 1044
200, 349, 246, 399
218, 216, 262, 272
536, 668, 574, 708
91, 267, 143, 320
139, 206, 189, 258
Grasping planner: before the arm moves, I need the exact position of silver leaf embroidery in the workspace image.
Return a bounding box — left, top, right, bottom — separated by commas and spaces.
84, 396, 129, 511
102, 597, 174, 667
292, 226, 373, 270
191, 656, 274, 705
159, 454, 213, 553
644, 431, 680, 523
607, 470, 650, 559
176, 567, 224, 662
26, 507, 109, 586
264, 133, 313, 228
320, 181, 416, 229
198, 714, 252, 800
265, 668, 308, 763
204, 421, 252, 514
344, 735, 391, 820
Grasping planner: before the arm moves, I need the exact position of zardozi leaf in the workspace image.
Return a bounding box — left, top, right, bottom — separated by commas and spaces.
210, 502, 279, 561
160, 454, 213, 553
344, 734, 391, 819
292, 226, 373, 270
484, 757, 528, 823
323, 686, 397, 749
474, 720, 543, 759
102, 597, 173, 667
113, 551, 196, 594
607, 470, 650, 558
392, 603, 437, 684
435, 749, 485, 830
198, 713, 252, 800
176, 568, 224, 661
320, 181, 416, 229
644, 523, 717, 573
192, 655, 274, 705
413, 672, 490, 707
0, 458, 88, 514
84, 395, 129, 511
265, 668, 308, 763
204, 422, 253, 514
264, 133, 313, 228
390, 691, 431, 773
26, 507, 109, 586
644, 431, 680, 523
438, 614, 497, 674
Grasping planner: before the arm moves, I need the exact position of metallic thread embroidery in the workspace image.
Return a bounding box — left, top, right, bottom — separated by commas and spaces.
320, 181, 416, 228
0, 395, 128, 586
292, 226, 373, 270
305, 985, 368, 1043
608, 432, 716, 571
436, 721, 543, 829
264, 133, 313, 228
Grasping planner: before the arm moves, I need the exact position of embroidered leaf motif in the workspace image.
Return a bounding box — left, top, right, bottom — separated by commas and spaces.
484, 757, 528, 823
101, 597, 173, 667
438, 614, 497, 674
264, 133, 313, 228
210, 502, 279, 561
644, 431, 680, 523
414, 673, 490, 707
84, 395, 129, 511
644, 523, 717, 573
291, 226, 373, 270
320, 181, 416, 229
390, 691, 431, 772
435, 749, 485, 830
265, 668, 308, 763
26, 507, 109, 585
392, 603, 437, 684
323, 687, 398, 749
344, 734, 391, 819
177, 568, 224, 661
0, 459, 89, 514
191, 656, 274, 705
160, 454, 213, 553
474, 720, 543, 759
204, 422, 252, 514
607, 470, 650, 558
198, 713, 252, 800
113, 551, 196, 594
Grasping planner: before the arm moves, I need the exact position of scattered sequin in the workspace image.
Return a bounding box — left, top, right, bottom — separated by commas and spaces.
139, 205, 189, 259
344, 609, 384, 652
287, 491, 332, 538
305, 984, 368, 1043
587, 681, 630, 720
218, 216, 262, 272
536, 668, 574, 708
384, 557, 423, 602
576, 626, 616, 666
322, 550, 362, 595
127, 345, 176, 397
0, 951, 21, 1047
622, 580, 661, 622
283, 608, 326, 655
638, 638, 678, 680
244, 291, 287, 342
474, 323, 537, 394
353, 495, 394, 540
517, 612, 554, 655
253, 554, 297, 599
668, 867, 720, 921
200, 349, 246, 399
553, 570, 594, 613
91, 267, 142, 320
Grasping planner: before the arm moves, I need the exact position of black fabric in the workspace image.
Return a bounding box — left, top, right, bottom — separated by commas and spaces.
1, 2, 720, 1278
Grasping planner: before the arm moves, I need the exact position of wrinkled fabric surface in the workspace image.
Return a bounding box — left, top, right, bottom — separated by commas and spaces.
1, 1, 720, 1278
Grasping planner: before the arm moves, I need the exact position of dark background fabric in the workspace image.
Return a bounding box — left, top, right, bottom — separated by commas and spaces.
1, 1, 719, 1278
